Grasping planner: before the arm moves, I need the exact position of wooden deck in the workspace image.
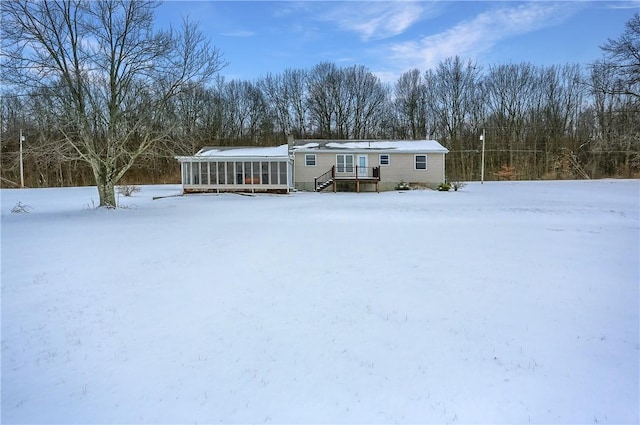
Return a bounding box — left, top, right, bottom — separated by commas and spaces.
315, 166, 381, 193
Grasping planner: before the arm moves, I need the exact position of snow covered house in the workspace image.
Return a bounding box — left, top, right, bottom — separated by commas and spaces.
175, 145, 293, 193
292, 139, 449, 192
175, 138, 448, 193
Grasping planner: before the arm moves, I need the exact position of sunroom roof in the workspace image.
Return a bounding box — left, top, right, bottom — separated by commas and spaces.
195, 144, 289, 157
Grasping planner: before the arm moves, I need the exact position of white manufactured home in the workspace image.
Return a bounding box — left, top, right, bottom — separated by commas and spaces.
175, 139, 448, 193
292, 139, 449, 192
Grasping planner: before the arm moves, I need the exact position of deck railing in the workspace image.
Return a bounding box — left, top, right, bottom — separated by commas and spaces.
335, 166, 380, 179
314, 165, 335, 192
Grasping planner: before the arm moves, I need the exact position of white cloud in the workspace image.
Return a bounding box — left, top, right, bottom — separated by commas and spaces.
371, 70, 401, 84
605, 0, 640, 9
319, 1, 428, 41
387, 2, 581, 71
220, 30, 255, 38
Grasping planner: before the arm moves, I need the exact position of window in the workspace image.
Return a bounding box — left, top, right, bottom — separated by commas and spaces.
200, 162, 209, 185
209, 162, 218, 185
236, 162, 244, 184
252, 162, 260, 184
305, 154, 316, 166
279, 162, 287, 185
337, 154, 354, 173
183, 162, 191, 185
270, 162, 278, 185
192, 162, 200, 184
244, 162, 252, 184
415, 155, 427, 170
218, 162, 227, 185
379, 154, 390, 166
226, 161, 234, 185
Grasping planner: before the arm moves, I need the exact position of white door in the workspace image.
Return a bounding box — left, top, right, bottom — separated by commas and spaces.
357, 155, 368, 177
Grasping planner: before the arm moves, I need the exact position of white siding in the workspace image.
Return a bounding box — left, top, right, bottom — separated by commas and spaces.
293, 151, 445, 190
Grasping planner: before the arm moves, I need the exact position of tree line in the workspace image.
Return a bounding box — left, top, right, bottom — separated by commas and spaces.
1, 2, 638, 206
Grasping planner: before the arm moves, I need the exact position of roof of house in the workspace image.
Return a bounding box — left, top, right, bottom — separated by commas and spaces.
175, 144, 290, 161
196, 144, 289, 157
292, 139, 449, 154
176, 139, 448, 162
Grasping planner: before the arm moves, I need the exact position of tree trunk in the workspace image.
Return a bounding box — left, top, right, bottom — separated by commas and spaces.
94, 167, 117, 208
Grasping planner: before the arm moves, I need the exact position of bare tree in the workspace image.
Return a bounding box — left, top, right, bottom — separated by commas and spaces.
394, 69, 427, 140
259, 72, 294, 139
1, 0, 225, 207
600, 12, 640, 98
484, 63, 539, 172
306, 62, 338, 138
257, 68, 310, 140
305, 63, 388, 139
584, 13, 640, 177
425, 56, 482, 178
344, 65, 388, 139
222, 80, 268, 144
171, 82, 215, 152
284, 68, 310, 139
0, 93, 27, 187
588, 61, 640, 176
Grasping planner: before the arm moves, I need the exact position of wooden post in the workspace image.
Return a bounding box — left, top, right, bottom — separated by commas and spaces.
332, 165, 336, 192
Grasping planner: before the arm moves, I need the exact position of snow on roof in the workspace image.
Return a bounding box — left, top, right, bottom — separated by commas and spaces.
293, 140, 449, 153
194, 144, 289, 158
176, 140, 448, 162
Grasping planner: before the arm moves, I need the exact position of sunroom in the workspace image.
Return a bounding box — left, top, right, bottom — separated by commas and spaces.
176, 145, 292, 194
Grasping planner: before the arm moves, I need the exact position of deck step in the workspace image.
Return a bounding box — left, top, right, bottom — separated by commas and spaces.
316, 179, 334, 191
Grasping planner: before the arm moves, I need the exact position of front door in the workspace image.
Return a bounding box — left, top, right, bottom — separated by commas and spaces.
357, 155, 368, 177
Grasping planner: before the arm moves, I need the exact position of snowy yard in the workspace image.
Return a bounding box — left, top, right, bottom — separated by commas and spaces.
1, 180, 638, 424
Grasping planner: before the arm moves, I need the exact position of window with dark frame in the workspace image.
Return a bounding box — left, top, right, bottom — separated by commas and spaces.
337, 154, 354, 173
305, 154, 316, 166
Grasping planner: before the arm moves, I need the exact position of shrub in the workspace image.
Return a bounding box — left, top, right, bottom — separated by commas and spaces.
117, 184, 141, 197
495, 165, 517, 180
437, 182, 451, 191
451, 181, 466, 191
395, 180, 410, 190
11, 201, 32, 213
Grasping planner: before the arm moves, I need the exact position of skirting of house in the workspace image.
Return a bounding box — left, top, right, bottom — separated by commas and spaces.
182, 186, 290, 194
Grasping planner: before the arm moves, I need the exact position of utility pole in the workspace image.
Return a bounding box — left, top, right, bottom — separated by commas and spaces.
19, 129, 25, 188
480, 128, 486, 184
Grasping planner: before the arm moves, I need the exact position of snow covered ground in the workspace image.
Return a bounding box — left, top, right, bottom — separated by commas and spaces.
1, 180, 638, 424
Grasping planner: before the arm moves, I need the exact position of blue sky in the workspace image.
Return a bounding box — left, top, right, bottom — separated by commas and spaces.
155, 1, 640, 82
